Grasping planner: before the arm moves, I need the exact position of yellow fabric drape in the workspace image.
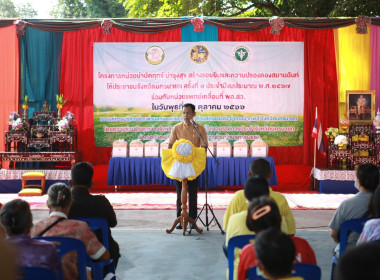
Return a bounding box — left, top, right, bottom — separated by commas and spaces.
0, 26, 19, 152
334, 25, 371, 121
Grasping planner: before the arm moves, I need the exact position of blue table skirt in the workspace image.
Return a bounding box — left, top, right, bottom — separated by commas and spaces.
319, 180, 358, 194
107, 157, 277, 188
0, 180, 69, 193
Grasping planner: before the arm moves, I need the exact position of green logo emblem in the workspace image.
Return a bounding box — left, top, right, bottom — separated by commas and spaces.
234, 47, 249, 62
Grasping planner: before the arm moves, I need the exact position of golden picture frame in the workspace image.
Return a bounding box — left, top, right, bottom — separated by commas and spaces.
346, 90, 375, 123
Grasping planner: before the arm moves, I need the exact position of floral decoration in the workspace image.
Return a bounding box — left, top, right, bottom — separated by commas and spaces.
22, 95, 29, 109
11, 118, 25, 131
191, 17, 205, 33
64, 111, 75, 124
56, 93, 67, 109
57, 118, 70, 132
8, 112, 20, 125
172, 139, 194, 163
325, 127, 339, 138
334, 135, 348, 145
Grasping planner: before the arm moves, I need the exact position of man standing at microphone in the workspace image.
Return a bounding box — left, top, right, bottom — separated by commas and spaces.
168, 103, 208, 229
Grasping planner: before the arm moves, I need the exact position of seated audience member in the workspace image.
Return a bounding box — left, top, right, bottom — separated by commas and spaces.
68, 162, 120, 268
0, 203, 6, 239
31, 183, 110, 280
335, 242, 380, 280
0, 234, 16, 280
225, 177, 269, 280
358, 186, 380, 244
0, 199, 59, 276
223, 158, 295, 235
255, 228, 301, 280
238, 197, 316, 280
329, 163, 379, 257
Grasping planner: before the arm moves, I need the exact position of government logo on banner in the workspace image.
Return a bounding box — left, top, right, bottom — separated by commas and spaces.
233, 46, 249, 62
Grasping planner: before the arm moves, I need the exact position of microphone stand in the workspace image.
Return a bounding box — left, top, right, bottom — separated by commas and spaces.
189, 120, 224, 235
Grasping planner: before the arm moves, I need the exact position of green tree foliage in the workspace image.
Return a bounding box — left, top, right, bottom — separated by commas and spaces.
122, 0, 380, 18
16, 3, 38, 18
0, 0, 17, 17
0, 0, 37, 18
51, 0, 127, 18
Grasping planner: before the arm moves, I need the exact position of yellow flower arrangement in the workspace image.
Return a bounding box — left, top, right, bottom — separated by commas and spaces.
325, 127, 339, 138
172, 139, 194, 163
161, 138, 206, 182
56, 93, 67, 109
22, 95, 28, 109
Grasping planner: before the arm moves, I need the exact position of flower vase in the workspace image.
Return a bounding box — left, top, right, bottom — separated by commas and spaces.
329, 137, 334, 142
57, 108, 61, 119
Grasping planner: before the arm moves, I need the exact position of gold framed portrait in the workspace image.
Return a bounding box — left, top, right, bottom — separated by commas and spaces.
346, 90, 375, 123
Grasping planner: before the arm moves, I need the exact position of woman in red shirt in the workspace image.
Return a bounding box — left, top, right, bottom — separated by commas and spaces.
238, 197, 316, 280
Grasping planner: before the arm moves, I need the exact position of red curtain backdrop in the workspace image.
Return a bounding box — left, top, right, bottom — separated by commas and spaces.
0, 26, 19, 153
219, 26, 338, 167
60, 26, 181, 164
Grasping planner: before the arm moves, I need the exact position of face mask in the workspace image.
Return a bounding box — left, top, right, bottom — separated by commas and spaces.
354, 178, 360, 190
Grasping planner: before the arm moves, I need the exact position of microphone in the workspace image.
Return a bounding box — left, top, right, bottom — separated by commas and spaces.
190, 119, 198, 128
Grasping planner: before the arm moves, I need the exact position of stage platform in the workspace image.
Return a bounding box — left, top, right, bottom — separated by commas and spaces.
0, 165, 355, 195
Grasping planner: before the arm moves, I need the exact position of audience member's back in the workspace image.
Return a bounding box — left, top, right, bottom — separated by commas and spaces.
68, 162, 120, 267
335, 242, 380, 280
358, 186, 380, 244
223, 158, 295, 235
255, 228, 299, 280
0, 199, 59, 276
329, 163, 379, 256
238, 197, 316, 280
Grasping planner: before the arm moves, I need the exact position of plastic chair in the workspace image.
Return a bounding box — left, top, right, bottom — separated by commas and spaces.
247, 263, 321, 280
227, 234, 256, 280
330, 218, 367, 280
19, 266, 57, 280
34, 236, 87, 280
75, 218, 115, 280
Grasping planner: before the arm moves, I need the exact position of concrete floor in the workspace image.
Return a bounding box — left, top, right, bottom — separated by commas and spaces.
32, 208, 336, 280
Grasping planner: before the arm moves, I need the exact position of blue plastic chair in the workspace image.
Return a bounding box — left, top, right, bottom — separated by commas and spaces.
34, 236, 87, 280
227, 234, 256, 280
75, 218, 115, 280
247, 263, 321, 280
331, 218, 367, 280
19, 266, 57, 280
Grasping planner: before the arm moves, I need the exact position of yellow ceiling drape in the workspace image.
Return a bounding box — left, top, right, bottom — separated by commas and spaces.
334, 25, 371, 121
0, 25, 19, 152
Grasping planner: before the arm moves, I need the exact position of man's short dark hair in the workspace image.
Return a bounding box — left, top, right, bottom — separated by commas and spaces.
356, 163, 379, 192
71, 162, 93, 186
335, 242, 380, 280
250, 158, 271, 180
255, 228, 295, 278
183, 103, 195, 113
244, 177, 269, 202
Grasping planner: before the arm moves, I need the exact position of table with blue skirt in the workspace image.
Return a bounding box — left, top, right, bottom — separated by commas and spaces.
107, 157, 277, 188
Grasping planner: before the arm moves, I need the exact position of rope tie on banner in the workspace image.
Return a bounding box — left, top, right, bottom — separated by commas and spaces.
101, 19, 113, 34
355, 15, 371, 34
14, 19, 27, 36
269, 16, 284, 35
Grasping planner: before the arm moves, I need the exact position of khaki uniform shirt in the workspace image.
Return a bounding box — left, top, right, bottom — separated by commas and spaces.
168, 121, 208, 148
